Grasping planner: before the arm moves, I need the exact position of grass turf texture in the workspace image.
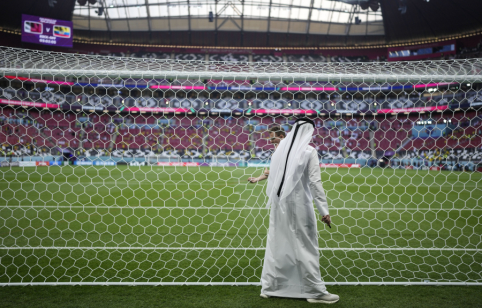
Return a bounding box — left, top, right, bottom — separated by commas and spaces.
0, 166, 481, 284
0, 285, 481, 308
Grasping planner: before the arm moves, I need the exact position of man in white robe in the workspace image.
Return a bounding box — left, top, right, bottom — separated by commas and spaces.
259, 118, 339, 304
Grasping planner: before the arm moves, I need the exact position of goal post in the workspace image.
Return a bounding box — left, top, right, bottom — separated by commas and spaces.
0, 47, 481, 286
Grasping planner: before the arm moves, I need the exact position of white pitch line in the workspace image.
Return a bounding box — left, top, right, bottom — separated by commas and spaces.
0, 206, 268, 210
1, 282, 481, 286
0, 205, 481, 211
0, 247, 480, 252
0, 181, 479, 188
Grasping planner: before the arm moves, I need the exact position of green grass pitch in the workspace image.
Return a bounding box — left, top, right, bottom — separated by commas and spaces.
0, 166, 481, 287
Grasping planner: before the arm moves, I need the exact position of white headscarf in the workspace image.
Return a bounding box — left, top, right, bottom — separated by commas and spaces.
265, 118, 315, 209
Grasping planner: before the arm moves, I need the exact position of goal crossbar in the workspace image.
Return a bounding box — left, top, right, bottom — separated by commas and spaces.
1, 47, 482, 82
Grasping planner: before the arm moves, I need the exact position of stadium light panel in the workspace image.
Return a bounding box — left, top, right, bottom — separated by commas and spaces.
73, 0, 383, 29
369, 0, 379, 11
95, 5, 104, 16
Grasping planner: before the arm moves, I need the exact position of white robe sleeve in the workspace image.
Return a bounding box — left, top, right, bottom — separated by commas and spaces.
308, 148, 330, 216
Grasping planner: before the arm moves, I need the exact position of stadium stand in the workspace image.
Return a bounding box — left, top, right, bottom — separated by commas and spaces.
208, 53, 250, 62
0, 34, 481, 170
174, 53, 205, 61
252, 54, 284, 62
1, 100, 480, 170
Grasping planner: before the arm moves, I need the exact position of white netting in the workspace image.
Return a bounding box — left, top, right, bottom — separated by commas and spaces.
0, 47, 481, 285
1, 47, 482, 81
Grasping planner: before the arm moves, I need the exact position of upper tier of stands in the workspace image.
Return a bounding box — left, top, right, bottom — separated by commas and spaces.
80, 38, 482, 63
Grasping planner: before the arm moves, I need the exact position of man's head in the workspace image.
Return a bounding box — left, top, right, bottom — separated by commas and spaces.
268, 125, 286, 146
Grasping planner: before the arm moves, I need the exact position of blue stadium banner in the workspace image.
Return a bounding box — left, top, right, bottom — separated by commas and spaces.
93, 161, 116, 166
412, 124, 447, 138
74, 161, 93, 166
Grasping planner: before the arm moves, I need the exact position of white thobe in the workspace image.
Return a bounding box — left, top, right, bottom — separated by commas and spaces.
261, 146, 329, 299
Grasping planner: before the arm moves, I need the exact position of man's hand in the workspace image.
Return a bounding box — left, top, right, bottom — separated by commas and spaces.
321, 215, 331, 228
247, 177, 259, 183
248, 168, 269, 183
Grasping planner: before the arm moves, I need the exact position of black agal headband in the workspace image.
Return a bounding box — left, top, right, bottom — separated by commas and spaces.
276, 118, 315, 197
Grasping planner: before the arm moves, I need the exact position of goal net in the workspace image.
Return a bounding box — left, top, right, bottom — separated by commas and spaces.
0, 46, 481, 285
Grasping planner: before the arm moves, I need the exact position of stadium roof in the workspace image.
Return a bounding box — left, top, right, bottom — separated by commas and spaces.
72, 0, 384, 36
1, 0, 482, 48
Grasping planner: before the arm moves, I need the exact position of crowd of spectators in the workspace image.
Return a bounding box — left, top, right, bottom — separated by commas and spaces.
78, 35, 482, 64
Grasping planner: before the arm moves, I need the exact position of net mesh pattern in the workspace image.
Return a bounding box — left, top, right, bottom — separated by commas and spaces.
0, 47, 481, 285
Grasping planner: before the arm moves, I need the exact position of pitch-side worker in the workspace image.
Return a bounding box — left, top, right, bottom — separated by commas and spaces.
247, 120, 339, 304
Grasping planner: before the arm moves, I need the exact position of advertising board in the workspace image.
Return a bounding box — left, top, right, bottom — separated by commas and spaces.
74, 161, 93, 166
156, 162, 199, 166
19, 161, 37, 167
93, 161, 116, 166
130, 161, 146, 166
319, 163, 361, 168
247, 162, 270, 167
